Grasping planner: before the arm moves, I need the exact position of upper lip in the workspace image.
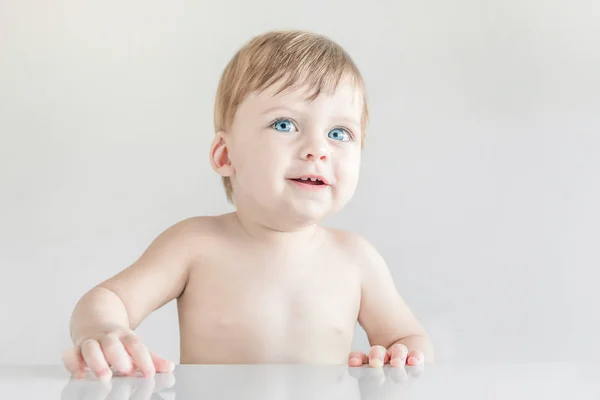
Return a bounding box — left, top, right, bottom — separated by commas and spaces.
289, 174, 330, 185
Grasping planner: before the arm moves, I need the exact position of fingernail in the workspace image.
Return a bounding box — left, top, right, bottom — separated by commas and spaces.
166, 361, 175, 372
369, 358, 383, 368
350, 357, 361, 365
408, 355, 423, 365
97, 368, 112, 381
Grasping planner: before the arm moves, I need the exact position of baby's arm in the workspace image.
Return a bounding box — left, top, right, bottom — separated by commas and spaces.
64, 218, 199, 379
352, 235, 434, 367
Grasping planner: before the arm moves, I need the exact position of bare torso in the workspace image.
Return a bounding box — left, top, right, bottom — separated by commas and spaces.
176, 214, 362, 364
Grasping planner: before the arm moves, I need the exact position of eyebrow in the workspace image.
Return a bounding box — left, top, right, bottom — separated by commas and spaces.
260, 106, 303, 117
332, 116, 361, 130
261, 106, 360, 125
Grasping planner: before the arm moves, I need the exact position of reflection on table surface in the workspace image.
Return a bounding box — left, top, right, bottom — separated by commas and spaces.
0, 363, 598, 399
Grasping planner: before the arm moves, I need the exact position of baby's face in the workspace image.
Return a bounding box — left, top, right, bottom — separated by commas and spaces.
226, 78, 363, 226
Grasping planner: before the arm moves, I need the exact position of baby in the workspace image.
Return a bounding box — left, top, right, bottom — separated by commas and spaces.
62, 30, 434, 380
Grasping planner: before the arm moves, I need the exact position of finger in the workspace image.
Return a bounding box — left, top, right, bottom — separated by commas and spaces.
121, 353, 138, 377
150, 351, 175, 373
122, 335, 155, 377
388, 343, 409, 368
62, 347, 86, 378
348, 351, 369, 367
100, 333, 133, 375
80, 339, 112, 381
406, 350, 424, 366
368, 345, 388, 368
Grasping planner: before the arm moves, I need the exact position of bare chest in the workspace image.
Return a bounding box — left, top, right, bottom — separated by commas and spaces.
178, 248, 362, 363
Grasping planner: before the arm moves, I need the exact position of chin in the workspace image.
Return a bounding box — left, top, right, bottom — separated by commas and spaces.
283, 201, 333, 225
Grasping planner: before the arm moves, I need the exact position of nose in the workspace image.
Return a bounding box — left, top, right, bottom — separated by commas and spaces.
299, 136, 329, 162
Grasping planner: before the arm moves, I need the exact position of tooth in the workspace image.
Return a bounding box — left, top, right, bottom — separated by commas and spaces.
310, 178, 317, 182
301, 178, 308, 181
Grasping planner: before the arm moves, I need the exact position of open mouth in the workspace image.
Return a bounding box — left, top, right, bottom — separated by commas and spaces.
291, 177, 326, 185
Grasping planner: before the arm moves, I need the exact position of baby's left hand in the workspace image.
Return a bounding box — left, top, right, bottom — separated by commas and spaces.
348, 344, 424, 368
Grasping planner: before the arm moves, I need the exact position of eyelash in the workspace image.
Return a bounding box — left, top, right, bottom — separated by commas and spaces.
271, 117, 299, 130
270, 117, 355, 140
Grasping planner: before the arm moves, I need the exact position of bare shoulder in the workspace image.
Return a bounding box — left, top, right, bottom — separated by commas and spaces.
165, 214, 230, 248
169, 214, 225, 235
95, 214, 231, 329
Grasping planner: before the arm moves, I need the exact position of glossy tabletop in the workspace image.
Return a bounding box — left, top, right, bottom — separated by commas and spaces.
1, 363, 598, 399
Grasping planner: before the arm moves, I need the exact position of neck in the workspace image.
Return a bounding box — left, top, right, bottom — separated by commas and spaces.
231, 210, 320, 245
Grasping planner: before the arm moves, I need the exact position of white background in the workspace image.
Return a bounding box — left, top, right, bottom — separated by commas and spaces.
1, 0, 598, 365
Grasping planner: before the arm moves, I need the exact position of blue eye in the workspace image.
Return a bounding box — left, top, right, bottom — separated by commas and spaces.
328, 128, 351, 141
272, 119, 297, 133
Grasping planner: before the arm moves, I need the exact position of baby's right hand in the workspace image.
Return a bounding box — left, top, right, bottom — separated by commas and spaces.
62, 326, 174, 380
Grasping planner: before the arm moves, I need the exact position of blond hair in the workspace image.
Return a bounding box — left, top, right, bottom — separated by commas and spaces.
214, 30, 368, 203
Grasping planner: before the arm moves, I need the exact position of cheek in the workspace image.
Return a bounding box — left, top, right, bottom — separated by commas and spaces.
230, 136, 288, 190
229, 139, 258, 186
334, 150, 361, 195
337, 150, 361, 180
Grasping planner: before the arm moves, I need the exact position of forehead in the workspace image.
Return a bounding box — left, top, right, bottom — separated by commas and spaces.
239, 77, 364, 118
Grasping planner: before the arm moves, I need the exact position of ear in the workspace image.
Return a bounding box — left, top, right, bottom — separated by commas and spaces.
210, 131, 234, 177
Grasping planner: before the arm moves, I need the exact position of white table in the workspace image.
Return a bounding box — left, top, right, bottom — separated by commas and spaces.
1, 363, 598, 399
